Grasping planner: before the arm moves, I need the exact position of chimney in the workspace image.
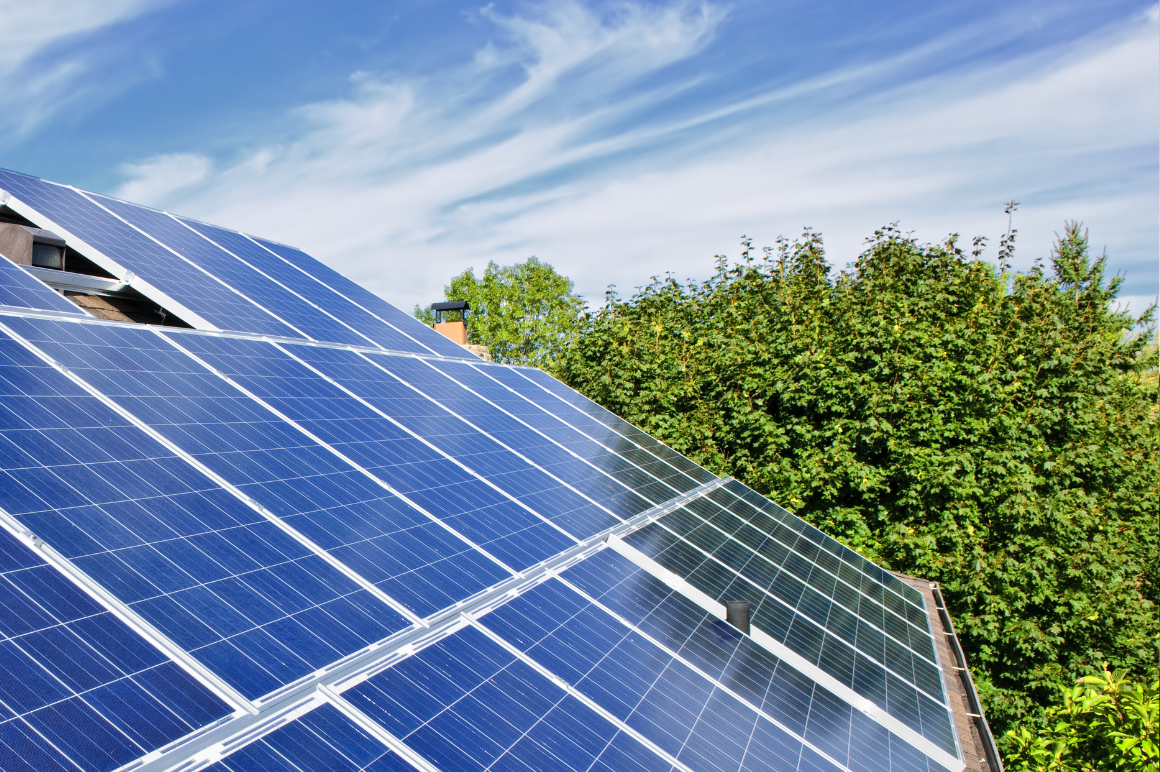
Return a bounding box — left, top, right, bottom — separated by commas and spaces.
430, 300, 470, 345
0, 223, 66, 270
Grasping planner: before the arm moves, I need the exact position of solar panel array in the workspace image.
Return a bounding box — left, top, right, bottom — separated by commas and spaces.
0, 168, 965, 772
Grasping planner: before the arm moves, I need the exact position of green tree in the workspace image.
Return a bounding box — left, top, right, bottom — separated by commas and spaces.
415, 257, 587, 368
555, 223, 1158, 737
1003, 666, 1158, 771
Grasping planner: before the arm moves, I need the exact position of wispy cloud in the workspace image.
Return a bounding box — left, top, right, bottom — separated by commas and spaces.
117, 1, 1157, 316
114, 152, 212, 203
0, 0, 168, 137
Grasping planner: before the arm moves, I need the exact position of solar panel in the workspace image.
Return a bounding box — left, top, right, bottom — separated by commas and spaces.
249, 238, 471, 359
179, 219, 434, 355
200, 702, 416, 772
0, 255, 87, 316
0, 526, 231, 772
619, 497, 958, 753
92, 196, 376, 349
0, 319, 411, 700
0, 166, 981, 772
0, 170, 301, 338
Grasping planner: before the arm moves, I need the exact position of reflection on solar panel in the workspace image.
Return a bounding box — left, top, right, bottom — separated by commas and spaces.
0, 167, 991, 772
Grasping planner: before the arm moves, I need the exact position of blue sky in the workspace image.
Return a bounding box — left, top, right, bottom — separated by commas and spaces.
1, 0, 1156, 316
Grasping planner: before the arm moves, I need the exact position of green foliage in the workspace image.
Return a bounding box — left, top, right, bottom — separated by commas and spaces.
415, 257, 587, 367
555, 223, 1159, 736
1002, 666, 1158, 771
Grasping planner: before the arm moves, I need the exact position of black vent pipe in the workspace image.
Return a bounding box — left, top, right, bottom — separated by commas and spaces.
725, 600, 750, 635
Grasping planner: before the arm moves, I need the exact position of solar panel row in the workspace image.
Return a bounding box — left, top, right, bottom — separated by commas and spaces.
0, 167, 968, 772
0, 169, 459, 357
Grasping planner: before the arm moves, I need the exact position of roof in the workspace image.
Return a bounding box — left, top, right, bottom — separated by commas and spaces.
0, 167, 998, 772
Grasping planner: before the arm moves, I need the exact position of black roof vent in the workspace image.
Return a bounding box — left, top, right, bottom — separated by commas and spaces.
725, 600, 751, 635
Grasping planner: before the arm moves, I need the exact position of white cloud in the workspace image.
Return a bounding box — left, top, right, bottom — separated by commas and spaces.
126, 1, 1157, 319
113, 153, 212, 204
0, 0, 167, 136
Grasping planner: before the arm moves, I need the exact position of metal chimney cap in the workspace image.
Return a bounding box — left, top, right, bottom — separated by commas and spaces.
430, 300, 469, 312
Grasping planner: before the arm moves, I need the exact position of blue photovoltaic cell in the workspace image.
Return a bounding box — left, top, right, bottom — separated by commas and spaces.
158, 332, 571, 573
622, 511, 957, 754
142, 332, 512, 615
9, 318, 506, 621
658, 491, 939, 672
426, 359, 672, 511
381, 357, 657, 519
355, 353, 621, 537
92, 197, 373, 348
246, 341, 587, 565
181, 220, 434, 356
720, 480, 927, 609
204, 704, 415, 772
250, 237, 469, 359
477, 364, 705, 497
514, 366, 718, 484
0, 256, 84, 316
482, 575, 930, 772
0, 527, 231, 772
556, 548, 943, 772
342, 624, 674, 772
0, 171, 304, 341
0, 320, 410, 699
701, 486, 937, 661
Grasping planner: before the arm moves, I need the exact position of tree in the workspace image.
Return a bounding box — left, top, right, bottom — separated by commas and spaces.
415, 257, 587, 368
555, 223, 1158, 738
1003, 666, 1158, 771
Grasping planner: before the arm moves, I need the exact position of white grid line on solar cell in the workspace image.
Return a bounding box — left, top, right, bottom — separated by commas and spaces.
542, 569, 862, 772
348, 352, 633, 525
608, 538, 963, 771
471, 362, 697, 497
76, 191, 313, 342
406, 356, 682, 509
707, 485, 935, 639
270, 341, 582, 553
0, 320, 261, 716
624, 514, 950, 710
0, 190, 219, 331
124, 478, 726, 772
652, 494, 939, 670
509, 365, 713, 482
0, 318, 445, 712
528, 570, 870, 772
492, 364, 704, 490
240, 233, 446, 358
0, 302, 483, 366
463, 616, 699, 772
725, 482, 927, 615
170, 215, 386, 351
320, 686, 436, 772
154, 329, 519, 603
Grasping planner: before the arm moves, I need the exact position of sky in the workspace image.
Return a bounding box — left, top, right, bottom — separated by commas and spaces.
0, 0, 1156, 318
